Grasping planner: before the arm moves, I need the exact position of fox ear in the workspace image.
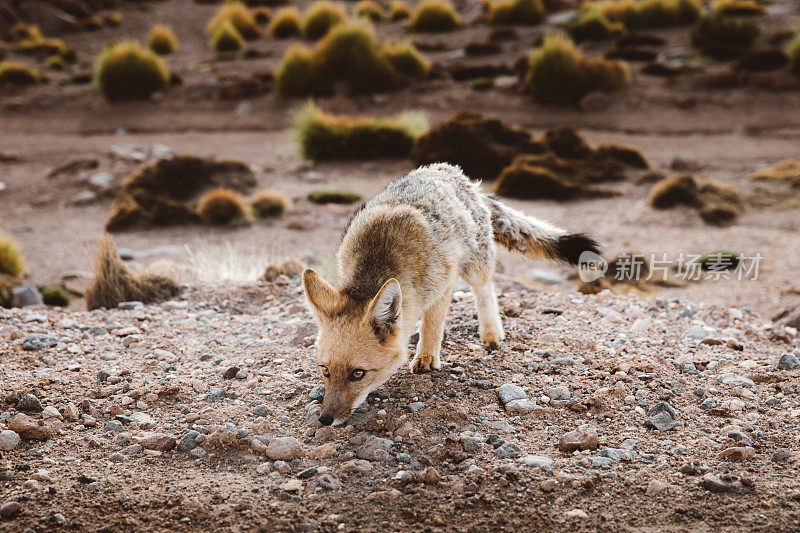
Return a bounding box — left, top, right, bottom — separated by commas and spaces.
302, 268, 338, 320
366, 278, 402, 341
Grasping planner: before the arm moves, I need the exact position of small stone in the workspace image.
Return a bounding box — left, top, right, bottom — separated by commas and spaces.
16, 394, 43, 412
8, 414, 53, 440
309, 385, 325, 402
280, 479, 303, 492
494, 441, 522, 459
12, 283, 43, 307
341, 459, 372, 474
130, 412, 155, 429
318, 473, 341, 491
719, 446, 755, 461
644, 411, 676, 432
356, 437, 393, 461
776, 353, 800, 370
565, 509, 589, 520
517, 455, 553, 471
559, 424, 598, 452
0, 430, 21, 451
109, 453, 125, 462
771, 448, 792, 463
204, 388, 226, 403
252, 404, 270, 417
700, 473, 754, 494
600, 446, 637, 462
22, 334, 58, 351
647, 480, 673, 495
545, 386, 570, 401
498, 384, 527, 405
265, 436, 303, 461
178, 431, 200, 452
104, 420, 124, 433
679, 461, 709, 476
699, 398, 717, 410
504, 398, 537, 415
647, 401, 676, 418
309, 442, 337, 459
139, 434, 176, 452
407, 401, 424, 412
223, 365, 240, 379
0, 501, 21, 519
719, 373, 754, 388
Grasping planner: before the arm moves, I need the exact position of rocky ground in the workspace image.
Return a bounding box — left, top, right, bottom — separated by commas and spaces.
1, 275, 799, 531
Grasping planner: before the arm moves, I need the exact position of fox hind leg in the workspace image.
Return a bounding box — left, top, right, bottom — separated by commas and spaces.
464, 272, 504, 350
411, 282, 455, 374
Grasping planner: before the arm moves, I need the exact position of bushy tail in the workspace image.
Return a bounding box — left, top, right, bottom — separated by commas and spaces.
484, 194, 600, 265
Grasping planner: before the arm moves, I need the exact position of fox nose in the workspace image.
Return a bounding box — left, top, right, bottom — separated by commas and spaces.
318, 413, 334, 426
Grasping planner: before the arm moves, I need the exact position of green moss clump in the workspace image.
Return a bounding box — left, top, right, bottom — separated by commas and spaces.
42, 286, 71, 306
307, 189, 363, 204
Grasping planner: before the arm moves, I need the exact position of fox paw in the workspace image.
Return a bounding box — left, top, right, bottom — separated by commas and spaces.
480, 329, 505, 351
410, 353, 441, 374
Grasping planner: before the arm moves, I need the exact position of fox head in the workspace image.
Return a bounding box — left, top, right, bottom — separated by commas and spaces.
302, 269, 407, 426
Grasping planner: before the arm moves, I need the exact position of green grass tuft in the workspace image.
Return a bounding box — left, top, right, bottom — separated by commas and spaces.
269, 7, 302, 38
210, 19, 245, 52
712, 0, 765, 16
355, 0, 386, 22
148, 24, 179, 55
690, 12, 760, 59
388, 0, 412, 21
0, 60, 41, 85
251, 189, 290, 218
524, 35, 630, 105
301, 1, 347, 40
94, 41, 170, 101
789, 33, 800, 79
307, 189, 363, 204
570, 5, 625, 41
293, 101, 428, 160
0, 231, 25, 278
408, 0, 460, 32
485, 0, 545, 26
207, 1, 262, 40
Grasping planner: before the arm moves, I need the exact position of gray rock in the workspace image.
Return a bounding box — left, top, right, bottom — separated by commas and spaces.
587, 456, 615, 468
223, 366, 240, 379
517, 455, 553, 471
647, 401, 676, 419
252, 404, 270, 417
719, 373, 754, 388
408, 402, 425, 413
12, 283, 43, 307
104, 420, 125, 433
699, 397, 717, 410
356, 437, 393, 461
178, 431, 200, 452
545, 386, 571, 401
771, 448, 792, 463
317, 473, 341, 490
494, 441, 522, 459
505, 399, 537, 415
22, 334, 58, 351
130, 412, 155, 429
0, 501, 21, 519
0, 430, 21, 451
16, 394, 43, 412
776, 353, 800, 370
685, 326, 707, 339
644, 411, 676, 431
498, 384, 527, 405
309, 385, 325, 402
700, 473, 754, 494
265, 436, 304, 461
600, 446, 637, 462
118, 301, 143, 310
204, 388, 226, 403
558, 425, 599, 451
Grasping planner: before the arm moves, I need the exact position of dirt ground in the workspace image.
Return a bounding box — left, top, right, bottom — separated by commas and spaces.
2, 0, 800, 531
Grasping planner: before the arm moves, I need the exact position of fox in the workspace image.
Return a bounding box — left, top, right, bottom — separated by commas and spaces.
302, 163, 600, 426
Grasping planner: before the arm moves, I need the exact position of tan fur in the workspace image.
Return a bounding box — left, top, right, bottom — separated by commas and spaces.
303, 164, 598, 425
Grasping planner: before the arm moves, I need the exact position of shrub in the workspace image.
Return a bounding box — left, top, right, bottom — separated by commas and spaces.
301, 1, 347, 40
569, 7, 624, 41
790, 33, 800, 78
408, 0, 460, 32
712, 0, 765, 16
207, 1, 262, 40
210, 19, 245, 52
269, 7, 302, 38
524, 35, 629, 105
486, 0, 545, 26
275, 45, 315, 96
690, 12, 760, 59
388, 0, 412, 21
94, 42, 170, 101
45, 54, 66, 70
42, 286, 70, 307
380, 40, 431, 78
293, 101, 428, 160
251, 189, 290, 218
0, 231, 24, 277
262, 257, 305, 281
81, 16, 104, 31
647, 174, 743, 226
85, 235, 181, 310
598, 0, 703, 29
7, 22, 42, 42
103, 12, 124, 28
275, 20, 427, 96
252, 6, 272, 25
355, 0, 385, 22
0, 61, 41, 85
148, 24, 178, 55
307, 189, 363, 204
198, 188, 249, 225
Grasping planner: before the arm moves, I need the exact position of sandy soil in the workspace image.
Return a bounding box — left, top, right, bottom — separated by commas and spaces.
2, 0, 800, 530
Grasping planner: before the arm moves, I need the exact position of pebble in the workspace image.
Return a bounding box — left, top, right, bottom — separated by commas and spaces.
545, 386, 570, 401
0, 501, 21, 519
8, 414, 53, 440
178, 431, 200, 452
700, 473, 754, 494
356, 437, 393, 461
504, 399, 537, 415
309, 385, 325, 402
22, 334, 58, 351
407, 401, 425, 412
776, 353, 800, 370
517, 455, 554, 472
558, 424, 598, 451
699, 398, 717, 410
265, 436, 304, 461
16, 394, 43, 412
644, 411, 676, 432
0, 430, 21, 451
719, 446, 756, 461
498, 384, 527, 405
771, 448, 792, 463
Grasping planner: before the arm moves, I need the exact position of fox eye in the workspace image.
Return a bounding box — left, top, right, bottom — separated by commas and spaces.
349, 369, 366, 381
320, 365, 330, 378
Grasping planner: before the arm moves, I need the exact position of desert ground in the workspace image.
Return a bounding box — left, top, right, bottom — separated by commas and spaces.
1, 0, 800, 531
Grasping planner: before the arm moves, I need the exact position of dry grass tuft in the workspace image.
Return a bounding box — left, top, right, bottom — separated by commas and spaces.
307, 189, 363, 204
93, 41, 170, 101
210, 19, 245, 52
262, 256, 305, 281
148, 24, 179, 55
208, 1, 262, 40
712, 0, 765, 16
0, 60, 41, 85
85, 235, 182, 310
355, 0, 386, 22
0, 231, 25, 278
198, 188, 250, 225
301, 1, 347, 40
648, 174, 744, 226
388, 0, 412, 20
408, 0, 460, 32
251, 189, 291, 218
269, 7, 302, 37
485, 0, 545, 26
690, 12, 760, 59
293, 101, 428, 160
